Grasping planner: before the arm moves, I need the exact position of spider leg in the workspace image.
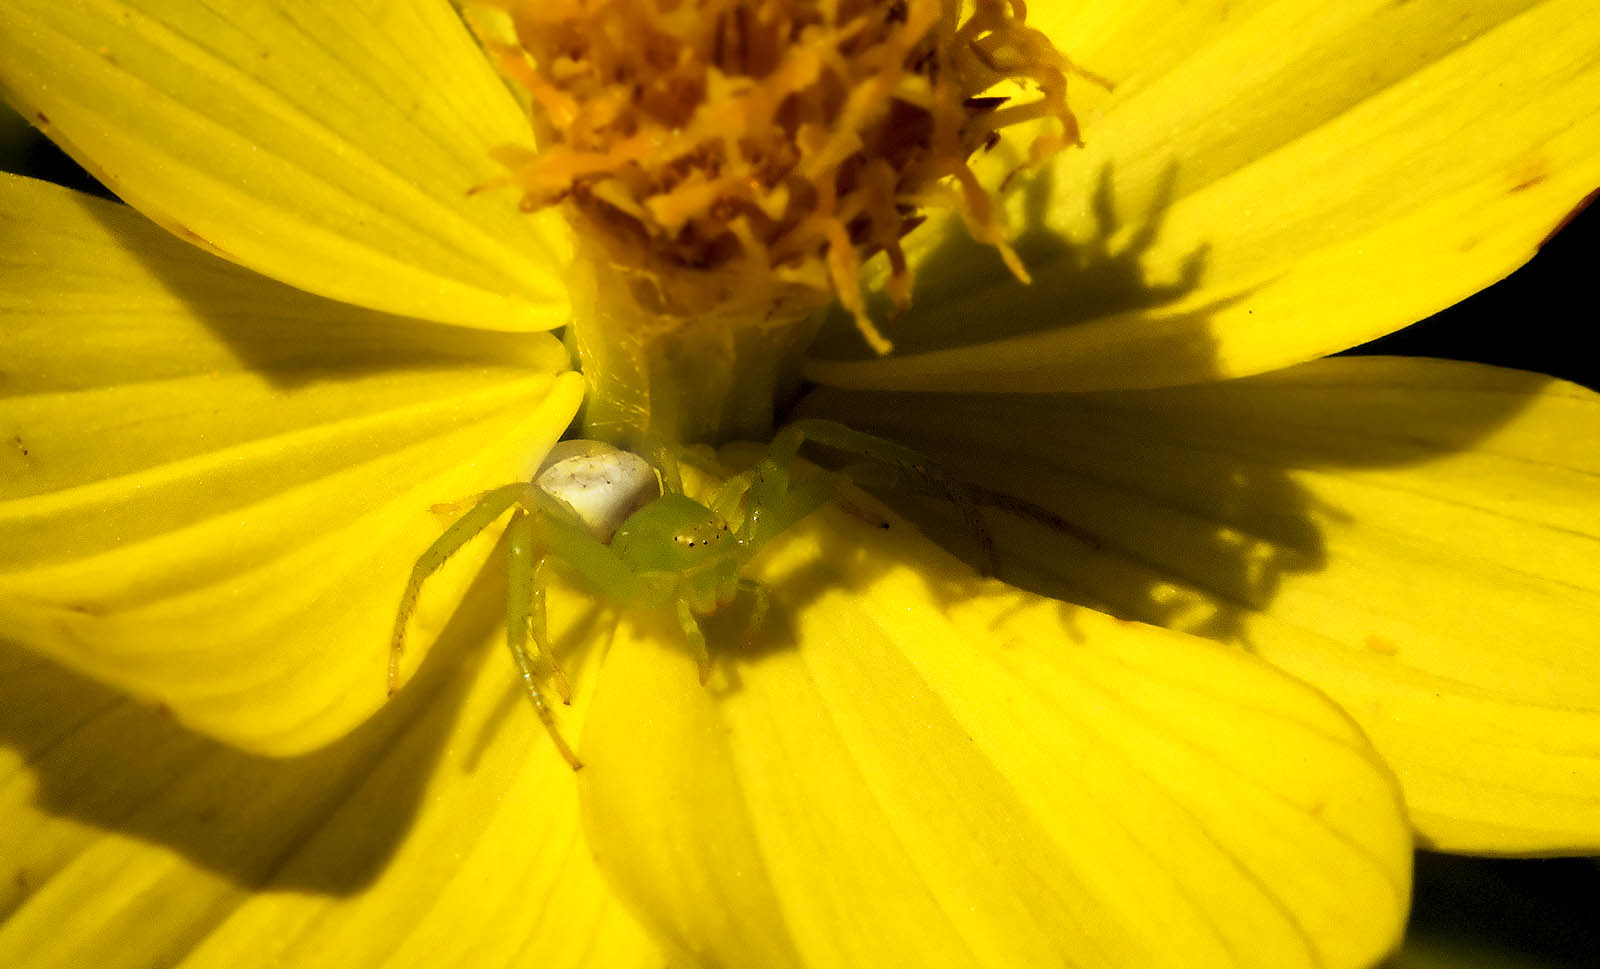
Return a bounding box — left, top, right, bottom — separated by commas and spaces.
390, 482, 537, 695
778, 418, 1001, 575
793, 419, 1098, 557
835, 458, 1000, 576
731, 432, 845, 551
663, 441, 724, 476
648, 441, 686, 495
529, 556, 574, 705
736, 578, 770, 651
675, 598, 714, 685
958, 480, 1101, 552
708, 470, 757, 522
508, 511, 584, 771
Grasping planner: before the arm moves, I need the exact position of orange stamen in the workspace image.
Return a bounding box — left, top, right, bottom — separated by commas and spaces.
486, 0, 1085, 349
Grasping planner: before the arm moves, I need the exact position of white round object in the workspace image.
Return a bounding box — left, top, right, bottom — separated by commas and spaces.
534, 442, 661, 543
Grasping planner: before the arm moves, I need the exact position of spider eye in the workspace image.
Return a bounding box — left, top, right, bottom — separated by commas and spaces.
675, 523, 726, 548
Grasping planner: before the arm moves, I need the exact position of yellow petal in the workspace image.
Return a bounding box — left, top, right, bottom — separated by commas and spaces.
0, 0, 569, 330
578, 494, 1411, 969
799, 355, 1600, 853
806, 0, 1600, 392
0, 572, 658, 969
0, 174, 582, 753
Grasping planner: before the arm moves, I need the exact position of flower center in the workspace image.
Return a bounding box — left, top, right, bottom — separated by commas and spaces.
486, 0, 1081, 354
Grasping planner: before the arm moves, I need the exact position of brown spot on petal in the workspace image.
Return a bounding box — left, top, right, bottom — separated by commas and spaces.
1506, 153, 1550, 193
1363, 633, 1399, 656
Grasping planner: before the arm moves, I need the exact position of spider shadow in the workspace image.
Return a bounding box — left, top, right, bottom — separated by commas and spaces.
792, 366, 1557, 656
789, 154, 1555, 657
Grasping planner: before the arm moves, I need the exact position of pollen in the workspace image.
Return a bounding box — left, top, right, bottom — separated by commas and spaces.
484, 0, 1086, 352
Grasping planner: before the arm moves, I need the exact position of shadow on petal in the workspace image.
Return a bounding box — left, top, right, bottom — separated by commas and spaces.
0, 557, 503, 895
797, 358, 1548, 647
1, 550, 657, 969
53, 184, 569, 392
805, 158, 1245, 394
799, 357, 1600, 852
580, 494, 1411, 969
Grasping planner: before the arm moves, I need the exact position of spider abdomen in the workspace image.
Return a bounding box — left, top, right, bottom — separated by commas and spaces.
534, 440, 660, 543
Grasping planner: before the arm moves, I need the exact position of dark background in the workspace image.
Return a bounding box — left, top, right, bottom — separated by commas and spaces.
1350, 194, 1598, 395
4, 117, 1598, 968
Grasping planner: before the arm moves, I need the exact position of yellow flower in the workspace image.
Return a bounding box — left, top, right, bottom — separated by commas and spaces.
1, 2, 1597, 969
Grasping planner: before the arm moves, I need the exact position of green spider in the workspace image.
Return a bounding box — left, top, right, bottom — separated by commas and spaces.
388, 419, 1056, 770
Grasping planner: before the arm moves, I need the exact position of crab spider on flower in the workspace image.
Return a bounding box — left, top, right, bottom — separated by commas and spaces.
389, 419, 1014, 770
